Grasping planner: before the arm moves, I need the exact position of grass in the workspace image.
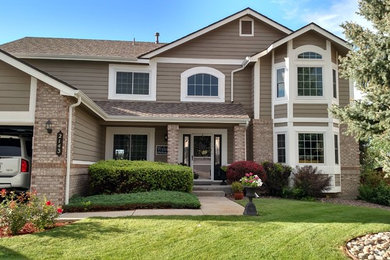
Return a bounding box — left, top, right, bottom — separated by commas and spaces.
64, 190, 201, 212
1, 198, 390, 259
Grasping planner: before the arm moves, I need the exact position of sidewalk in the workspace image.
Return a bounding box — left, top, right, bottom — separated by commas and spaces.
58, 196, 244, 220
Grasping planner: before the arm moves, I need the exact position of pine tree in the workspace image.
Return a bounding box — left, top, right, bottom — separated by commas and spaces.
331, 0, 390, 172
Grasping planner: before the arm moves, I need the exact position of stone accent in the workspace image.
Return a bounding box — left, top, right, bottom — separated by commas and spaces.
69, 166, 89, 198
233, 125, 246, 162
31, 81, 73, 205
252, 118, 273, 163
167, 124, 179, 164
339, 124, 360, 199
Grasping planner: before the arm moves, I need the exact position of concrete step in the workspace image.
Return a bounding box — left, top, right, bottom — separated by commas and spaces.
192, 190, 226, 197
193, 185, 232, 194
193, 179, 226, 185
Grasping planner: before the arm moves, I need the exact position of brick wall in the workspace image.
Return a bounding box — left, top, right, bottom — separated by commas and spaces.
252, 119, 273, 163
339, 124, 360, 198
31, 81, 73, 205
167, 124, 179, 164
233, 125, 246, 162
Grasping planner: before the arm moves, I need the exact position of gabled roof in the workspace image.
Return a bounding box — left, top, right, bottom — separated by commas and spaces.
249, 23, 351, 61
0, 37, 165, 62
139, 8, 293, 59
0, 49, 78, 96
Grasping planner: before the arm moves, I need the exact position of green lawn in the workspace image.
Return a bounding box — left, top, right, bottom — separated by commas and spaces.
1, 198, 390, 259
64, 190, 201, 212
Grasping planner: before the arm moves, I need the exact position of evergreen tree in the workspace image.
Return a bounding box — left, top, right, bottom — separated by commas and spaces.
331, 0, 390, 172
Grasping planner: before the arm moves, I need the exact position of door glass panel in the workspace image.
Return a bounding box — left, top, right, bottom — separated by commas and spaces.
193, 136, 211, 179
214, 135, 223, 180
183, 135, 190, 166
113, 135, 130, 160
130, 135, 147, 160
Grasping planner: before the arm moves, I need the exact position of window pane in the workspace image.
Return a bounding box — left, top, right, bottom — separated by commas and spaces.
298, 52, 322, 59
333, 69, 337, 98
297, 67, 323, 96
187, 73, 219, 97
113, 135, 130, 160
334, 135, 339, 165
277, 68, 285, 98
241, 20, 252, 35
188, 85, 195, 95
116, 72, 133, 94
277, 134, 286, 163
183, 135, 190, 166
298, 133, 324, 163
130, 135, 147, 160
133, 73, 149, 95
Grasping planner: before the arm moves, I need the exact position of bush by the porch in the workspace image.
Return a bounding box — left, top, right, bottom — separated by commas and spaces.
262, 161, 292, 196
88, 160, 193, 194
226, 161, 266, 183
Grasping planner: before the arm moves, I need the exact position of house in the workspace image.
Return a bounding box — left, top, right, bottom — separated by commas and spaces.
0, 8, 360, 204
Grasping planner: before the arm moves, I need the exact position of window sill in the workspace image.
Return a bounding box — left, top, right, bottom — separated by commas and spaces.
181, 96, 225, 103
108, 93, 156, 101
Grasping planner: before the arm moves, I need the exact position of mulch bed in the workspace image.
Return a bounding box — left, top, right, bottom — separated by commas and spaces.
0, 221, 74, 238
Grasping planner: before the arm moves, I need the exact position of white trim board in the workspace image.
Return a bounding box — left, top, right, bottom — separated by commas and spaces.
141, 8, 291, 59
152, 57, 244, 65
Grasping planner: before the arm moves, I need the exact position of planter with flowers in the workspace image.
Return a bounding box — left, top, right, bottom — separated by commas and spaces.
240, 172, 263, 216
231, 181, 244, 200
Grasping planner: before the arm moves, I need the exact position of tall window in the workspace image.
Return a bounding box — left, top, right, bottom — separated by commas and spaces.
334, 134, 339, 165
277, 134, 286, 163
297, 67, 323, 96
187, 73, 218, 97
116, 72, 149, 95
113, 134, 147, 160
298, 52, 322, 59
298, 133, 324, 163
332, 69, 337, 98
276, 68, 285, 98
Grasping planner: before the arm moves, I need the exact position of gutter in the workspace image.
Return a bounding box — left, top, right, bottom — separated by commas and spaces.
230, 57, 251, 102
65, 93, 82, 205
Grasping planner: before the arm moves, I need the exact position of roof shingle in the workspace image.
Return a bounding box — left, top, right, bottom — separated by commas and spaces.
0, 37, 165, 60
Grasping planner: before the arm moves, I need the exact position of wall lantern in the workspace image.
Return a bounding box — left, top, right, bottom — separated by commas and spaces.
164, 134, 168, 142
45, 119, 53, 134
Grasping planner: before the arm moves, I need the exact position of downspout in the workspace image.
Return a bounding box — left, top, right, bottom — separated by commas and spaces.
65, 95, 82, 204
230, 56, 250, 103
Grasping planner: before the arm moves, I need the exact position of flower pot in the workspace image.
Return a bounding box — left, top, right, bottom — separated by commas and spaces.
234, 192, 244, 200
245, 187, 257, 198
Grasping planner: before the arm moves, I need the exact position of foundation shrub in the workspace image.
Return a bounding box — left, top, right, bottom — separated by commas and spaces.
226, 161, 266, 183
262, 162, 292, 196
359, 170, 390, 206
88, 160, 193, 194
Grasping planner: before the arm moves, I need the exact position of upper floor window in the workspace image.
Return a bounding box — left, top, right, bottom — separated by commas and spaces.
181, 67, 225, 102
109, 64, 155, 101
239, 17, 254, 36
297, 67, 323, 96
276, 68, 285, 98
332, 69, 337, 98
298, 52, 322, 59
188, 74, 218, 97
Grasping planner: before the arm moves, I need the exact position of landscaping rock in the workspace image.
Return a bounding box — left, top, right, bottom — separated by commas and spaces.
346, 232, 390, 259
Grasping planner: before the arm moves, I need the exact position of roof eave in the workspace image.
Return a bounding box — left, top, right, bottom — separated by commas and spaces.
13, 54, 149, 64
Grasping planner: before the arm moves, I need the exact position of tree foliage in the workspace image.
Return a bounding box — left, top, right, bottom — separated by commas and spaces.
331, 0, 390, 172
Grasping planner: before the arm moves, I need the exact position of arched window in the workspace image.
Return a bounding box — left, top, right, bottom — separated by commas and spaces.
181, 67, 225, 102
298, 52, 322, 59
187, 73, 218, 96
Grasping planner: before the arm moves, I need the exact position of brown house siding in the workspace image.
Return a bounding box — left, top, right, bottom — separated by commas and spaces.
274, 43, 287, 63
25, 59, 109, 101
292, 30, 327, 50
73, 106, 105, 162
274, 104, 288, 118
0, 60, 30, 111
159, 17, 286, 59
339, 78, 350, 107
293, 104, 329, 118
259, 54, 272, 118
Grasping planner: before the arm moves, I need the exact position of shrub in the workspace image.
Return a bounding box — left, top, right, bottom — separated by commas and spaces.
0, 190, 62, 235
226, 161, 266, 183
359, 183, 390, 206
88, 160, 193, 194
231, 182, 244, 193
262, 162, 292, 196
291, 166, 331, 198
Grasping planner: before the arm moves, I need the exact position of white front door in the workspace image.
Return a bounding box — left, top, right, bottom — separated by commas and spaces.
192, 135, 213, 179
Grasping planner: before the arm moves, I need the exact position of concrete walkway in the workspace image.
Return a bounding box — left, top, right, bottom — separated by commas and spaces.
58, 197, 244, 220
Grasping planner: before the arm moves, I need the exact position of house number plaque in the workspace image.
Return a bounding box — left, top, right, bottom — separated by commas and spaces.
56, 131, 63, 156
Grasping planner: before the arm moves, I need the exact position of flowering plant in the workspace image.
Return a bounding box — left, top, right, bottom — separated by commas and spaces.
240, 172, 263, 187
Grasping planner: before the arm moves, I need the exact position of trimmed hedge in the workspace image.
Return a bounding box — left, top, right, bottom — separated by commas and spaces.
89, 160, 193, 194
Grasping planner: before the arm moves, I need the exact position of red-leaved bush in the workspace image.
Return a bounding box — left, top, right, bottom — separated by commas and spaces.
226, 161, 266, 183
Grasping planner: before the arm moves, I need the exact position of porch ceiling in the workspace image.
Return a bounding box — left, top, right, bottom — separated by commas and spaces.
95, 101, 250, 123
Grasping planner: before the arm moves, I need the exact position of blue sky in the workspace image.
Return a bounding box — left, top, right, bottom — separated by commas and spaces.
0, 0, 365, 44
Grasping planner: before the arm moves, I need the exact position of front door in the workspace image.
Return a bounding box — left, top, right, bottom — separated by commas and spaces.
192, 135, 212, 179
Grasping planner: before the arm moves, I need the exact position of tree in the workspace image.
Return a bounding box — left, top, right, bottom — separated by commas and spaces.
331, 0, 390, 173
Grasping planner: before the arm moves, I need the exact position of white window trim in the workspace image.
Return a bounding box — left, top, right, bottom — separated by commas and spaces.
273, 62, 288, 103
239, 17, 254, 36
180, 67, 225, 102
108, 64, 156, 101
105, 127, 155, 161
331, 64, 339, 105
273, 130, 288, 164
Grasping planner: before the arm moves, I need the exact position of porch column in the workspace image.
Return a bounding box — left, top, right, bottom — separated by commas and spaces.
233, 124, 246, 162
252, 119, 273, 163
167, 124, 179, 164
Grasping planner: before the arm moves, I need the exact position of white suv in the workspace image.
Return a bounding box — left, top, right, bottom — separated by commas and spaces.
0, 135, 32, 190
